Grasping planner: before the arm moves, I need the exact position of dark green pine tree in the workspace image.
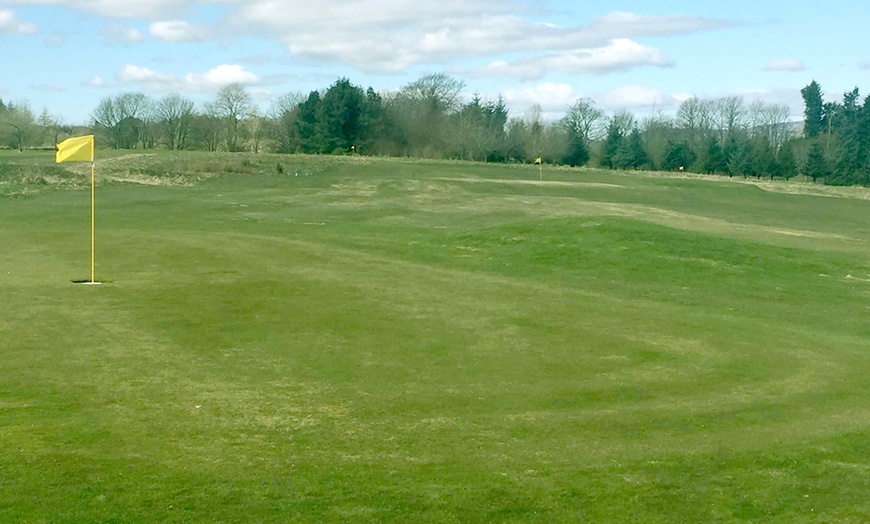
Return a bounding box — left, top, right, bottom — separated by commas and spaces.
483, 96, 508, 162
661, 140, 696, 171
358, 87, 384, 152
620, 127, 649, 169
612, 128, 648, 170
777, 142, 799, 180
318, 78, 366, 154
296, 91, 323, 153
831, 91, 870, 185
599, 120, 625, 169
562, 126, 589, 166
801, 80, 825, 138
751, 138, 777, 179
725, 139, 752, 177
804, 142, 830, 183
701, 136, 726, 174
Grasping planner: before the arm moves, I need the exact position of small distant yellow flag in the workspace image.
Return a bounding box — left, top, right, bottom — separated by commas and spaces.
56, 135, 94, 163
534, 157, 542, 165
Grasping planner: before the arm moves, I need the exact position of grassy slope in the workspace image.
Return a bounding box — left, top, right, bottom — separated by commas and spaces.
1, 150, 870, 522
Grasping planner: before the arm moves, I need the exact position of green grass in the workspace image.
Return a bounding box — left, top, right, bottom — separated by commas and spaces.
2, 150, 870, 522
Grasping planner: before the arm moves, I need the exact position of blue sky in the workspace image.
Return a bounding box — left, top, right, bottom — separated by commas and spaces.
1, 0, 868, 124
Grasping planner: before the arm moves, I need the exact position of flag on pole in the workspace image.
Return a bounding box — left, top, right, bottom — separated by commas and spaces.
55, 134, 99, 283
56, 135, 94, 163
534, 157, 542, 165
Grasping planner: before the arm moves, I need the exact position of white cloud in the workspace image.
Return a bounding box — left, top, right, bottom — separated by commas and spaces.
84, 76, 110, 88
0, 9, 37, 34
499, 82, 690, 121
3, 0, 190, 19
502, 82, 583, 118
859, 60, 870, 70
587, 11, 737, 37
0, 3, 739, 76
554, 39, 672, 73
149, 20, 208, 42
734, 87, 804, 119
102, 23, 144, 43
115, 63, 261, 93
763, 58, 805, 72
595, 85, 684, 112
183, 64, 260, 88
118, 64, 176, 85
470, 39, 672, 80
224, 3, 736, 74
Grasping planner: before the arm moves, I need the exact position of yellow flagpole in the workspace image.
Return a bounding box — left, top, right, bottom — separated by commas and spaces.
90, 159, 95, 283
56, 134, 98, 284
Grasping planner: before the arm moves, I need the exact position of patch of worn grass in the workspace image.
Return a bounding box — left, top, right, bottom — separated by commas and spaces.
1, 151, 869, 521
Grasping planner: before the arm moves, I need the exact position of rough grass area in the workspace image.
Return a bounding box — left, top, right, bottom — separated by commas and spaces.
2, 150, 870, 522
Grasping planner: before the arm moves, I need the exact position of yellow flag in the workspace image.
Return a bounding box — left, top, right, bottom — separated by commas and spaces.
534, 157, 542, 165
56, 135, 94, 163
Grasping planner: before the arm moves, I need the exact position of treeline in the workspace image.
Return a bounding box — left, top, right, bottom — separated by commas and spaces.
1, 75, 868, 186
0, 98, 78, 153
799, 81, 870, 186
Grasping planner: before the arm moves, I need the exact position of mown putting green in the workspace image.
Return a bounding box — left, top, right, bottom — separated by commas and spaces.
2, 150, 869, 522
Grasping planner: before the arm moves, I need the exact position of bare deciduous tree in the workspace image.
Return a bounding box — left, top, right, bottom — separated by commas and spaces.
714, 96, 746, 140
267, 92, 305, 153
564, 98, 604, 142
156, 93, 195, 150
91, 92, 153, 149
212, 83, 253, 152
2, 100, 35, 151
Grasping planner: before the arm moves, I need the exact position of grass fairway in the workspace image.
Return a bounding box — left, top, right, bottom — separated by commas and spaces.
2, 150, 870, 522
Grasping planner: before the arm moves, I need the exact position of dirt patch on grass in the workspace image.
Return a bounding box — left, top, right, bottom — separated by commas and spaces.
505, 197, 863, 246
638, 170, 870, 200
438, 177, 623, 189
740, 179, 870, 200
630, 205, 859, 242
106, 174, 197, 186
99, 153, 158, 164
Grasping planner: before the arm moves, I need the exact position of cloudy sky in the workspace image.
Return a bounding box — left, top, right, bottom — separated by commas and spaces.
1, 0, 867, 124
